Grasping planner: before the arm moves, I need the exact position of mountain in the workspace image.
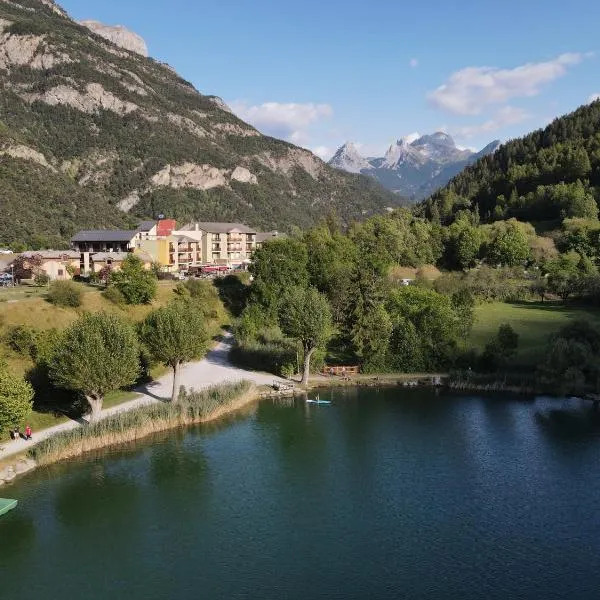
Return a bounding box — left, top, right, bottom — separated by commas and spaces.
0, 0, 399, 248
419, 101, 600, 225
329, 133, 500, 201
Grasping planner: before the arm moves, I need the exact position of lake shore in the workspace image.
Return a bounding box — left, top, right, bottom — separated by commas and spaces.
0, 383, 260, 484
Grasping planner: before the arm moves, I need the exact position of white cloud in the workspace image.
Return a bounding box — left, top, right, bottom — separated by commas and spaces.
228, 101, 333, 141
311, 146, 333, 160
428, 53, 587, 115
453, 106, 530, 139
403, 132, 421, 144
588, 93, 600, 103
409, 58, 418, 68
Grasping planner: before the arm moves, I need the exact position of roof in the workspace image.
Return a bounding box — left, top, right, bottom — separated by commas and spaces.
137, 221, 157, 232
21, 250, 80, 260
181, 222, 256, 234
71, 230, 139, 243
172, 235, 200, 243
256, 231, 283, 243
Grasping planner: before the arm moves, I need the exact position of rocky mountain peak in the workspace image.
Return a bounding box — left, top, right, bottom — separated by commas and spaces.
329, 131, 500, 200
329, 142, 371, 174
79, 20, 148, 56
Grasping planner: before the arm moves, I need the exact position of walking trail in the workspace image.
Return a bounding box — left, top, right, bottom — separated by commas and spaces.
1, 333, 286, 460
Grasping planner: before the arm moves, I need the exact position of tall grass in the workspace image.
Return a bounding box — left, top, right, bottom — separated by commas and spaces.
29, 381, 255, 466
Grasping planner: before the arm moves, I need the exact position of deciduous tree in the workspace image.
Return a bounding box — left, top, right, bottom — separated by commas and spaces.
139, 300, 209, 402
279, 287, 332, 385
49, 313, 140, 420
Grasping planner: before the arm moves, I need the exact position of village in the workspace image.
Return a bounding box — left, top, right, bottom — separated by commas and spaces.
0, 220, 281, 283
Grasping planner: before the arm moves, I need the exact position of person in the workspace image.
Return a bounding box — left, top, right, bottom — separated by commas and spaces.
25, 425, 32, 441
13, 427, 20, 441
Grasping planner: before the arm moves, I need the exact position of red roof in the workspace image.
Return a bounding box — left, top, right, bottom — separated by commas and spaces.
157, 219, 177, 237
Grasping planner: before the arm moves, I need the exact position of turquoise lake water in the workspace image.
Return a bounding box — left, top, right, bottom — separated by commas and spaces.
1, 387, 599, 599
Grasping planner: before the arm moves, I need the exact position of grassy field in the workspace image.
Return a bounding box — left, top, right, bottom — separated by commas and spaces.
0, 280, 214, 436
469, 302, 600, 365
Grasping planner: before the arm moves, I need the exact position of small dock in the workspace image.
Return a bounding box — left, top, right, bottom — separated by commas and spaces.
0, 498, 17, 517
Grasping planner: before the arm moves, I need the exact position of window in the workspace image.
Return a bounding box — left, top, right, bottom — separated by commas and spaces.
58, 269, 64, 277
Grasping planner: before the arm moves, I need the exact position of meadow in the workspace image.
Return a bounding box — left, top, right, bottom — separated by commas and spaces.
469, 301, 600, 365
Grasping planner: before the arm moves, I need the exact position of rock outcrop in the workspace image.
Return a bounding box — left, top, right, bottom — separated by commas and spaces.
79, 20, 148, 56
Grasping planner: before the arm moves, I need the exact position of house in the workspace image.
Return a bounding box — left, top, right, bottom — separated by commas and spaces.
179, 222, 257, 267
18, 251, 81, 281
90, 251, 154, 274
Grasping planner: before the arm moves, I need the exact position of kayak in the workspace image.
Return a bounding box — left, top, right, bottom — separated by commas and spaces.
0, 498, 17, 517
306, 400, 331, 405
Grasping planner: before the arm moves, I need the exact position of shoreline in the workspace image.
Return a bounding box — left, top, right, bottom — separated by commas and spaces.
1, 384, 260, 485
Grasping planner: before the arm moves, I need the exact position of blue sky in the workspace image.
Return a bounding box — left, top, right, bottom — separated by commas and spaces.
60, 0, 600, 159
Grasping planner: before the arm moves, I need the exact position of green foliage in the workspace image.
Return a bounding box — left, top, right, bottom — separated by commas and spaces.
250, 238, 309, 314
386, 286, 463, 371
102, 285, 126, 305
214, 274, 250, 317
421, 101, 600, 225
351, 304, 393, 373
0, 366, 34, 433
47, 280, 82, 308
5, 325, 39, 356
140, 300, 209, 369
34, 272, 50, 287
279, 286, 333, 383
108, 255, 157, 305
481, 324, 520, 370
49, 312, 140, 419
139, 299, 209, 401
484, 219, 532, 267
537, 320, 600, 395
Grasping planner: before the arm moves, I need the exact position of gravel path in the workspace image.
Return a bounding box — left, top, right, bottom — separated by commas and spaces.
1, 333, 287, 460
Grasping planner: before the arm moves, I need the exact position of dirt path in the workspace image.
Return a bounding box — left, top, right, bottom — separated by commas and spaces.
1, 333, 286, 461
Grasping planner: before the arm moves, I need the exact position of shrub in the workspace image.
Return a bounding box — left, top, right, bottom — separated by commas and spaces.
5, 325, 39, 356
47, 281, 82, 308
103, 285, 126, 305
34, 272, 50, 287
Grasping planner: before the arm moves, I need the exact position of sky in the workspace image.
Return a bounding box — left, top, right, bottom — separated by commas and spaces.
60, 0, 600, 160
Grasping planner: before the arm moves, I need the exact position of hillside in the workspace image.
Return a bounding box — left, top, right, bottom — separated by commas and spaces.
329, 133, 499, 200
0, 0, 398, 247
419, 101, 600, 226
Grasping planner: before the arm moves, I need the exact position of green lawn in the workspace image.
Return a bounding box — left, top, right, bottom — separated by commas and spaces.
469, 302, 600, 365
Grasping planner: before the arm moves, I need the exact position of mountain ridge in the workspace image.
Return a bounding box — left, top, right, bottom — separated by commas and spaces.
329, 133, 500, 201
0, 0, 400, 247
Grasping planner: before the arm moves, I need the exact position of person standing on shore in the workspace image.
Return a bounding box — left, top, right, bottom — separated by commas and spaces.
25, 425, 32, 441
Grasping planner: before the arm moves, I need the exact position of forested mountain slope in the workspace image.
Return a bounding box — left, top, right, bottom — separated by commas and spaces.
419, 101, 600, 226
0, 0, 398, 247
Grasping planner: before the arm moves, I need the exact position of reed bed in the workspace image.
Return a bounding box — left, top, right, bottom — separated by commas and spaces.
30, 381, 255, 466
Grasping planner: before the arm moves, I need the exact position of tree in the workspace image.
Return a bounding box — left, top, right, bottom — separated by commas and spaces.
49, 313, 140, 420
386, 286, 464, 370
279, 286, 333, 385
139, 300, 210, 402
537, 320, 600, 396
485, 220, 532, 267
108, 255, 157, 305
482, 324, 519, 370
0, 367, 34, 434
249, 238, 309, 315
352, 304, 393, 373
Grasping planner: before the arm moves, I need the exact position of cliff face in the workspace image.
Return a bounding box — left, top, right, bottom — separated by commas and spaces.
79, 20, 148, 56
0, 0, 398, 246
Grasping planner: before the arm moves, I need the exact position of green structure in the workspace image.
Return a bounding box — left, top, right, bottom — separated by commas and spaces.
0, 498, 17, 517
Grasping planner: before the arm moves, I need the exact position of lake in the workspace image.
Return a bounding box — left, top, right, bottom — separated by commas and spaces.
1, 387, 600, 599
